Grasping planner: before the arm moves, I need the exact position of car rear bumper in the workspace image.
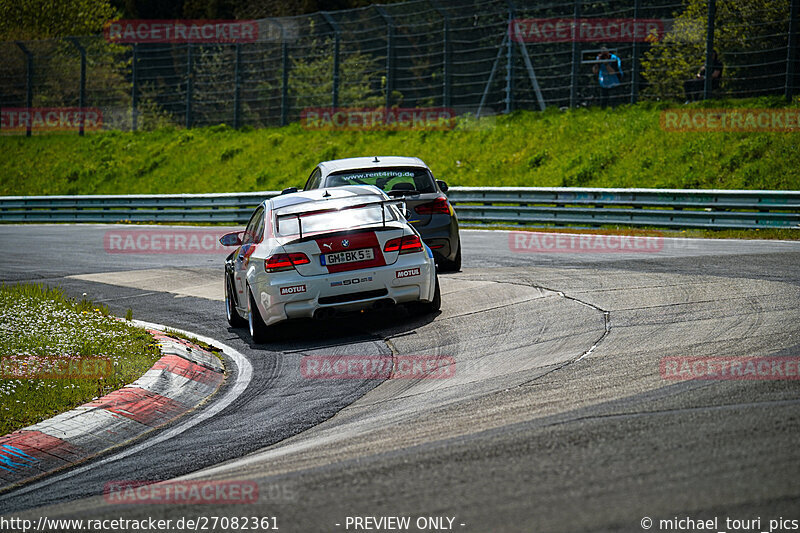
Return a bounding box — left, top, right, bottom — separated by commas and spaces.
250, 254, 436, 325
414, 214, 459, 261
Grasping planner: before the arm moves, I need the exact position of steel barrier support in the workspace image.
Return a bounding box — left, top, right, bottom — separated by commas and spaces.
376, 6, 396, 111
15, 42, 34, 137
703, 0, 716, 101
630, 0, 642, 104
132, 43, 139, 131
569, 0, 581, 108
185, 44, 194, 129
504, 0, 517, 114
321, 12, 341, 110
67, 37, 87, 136
430, 0, 451, 108
787, 0, 799, 101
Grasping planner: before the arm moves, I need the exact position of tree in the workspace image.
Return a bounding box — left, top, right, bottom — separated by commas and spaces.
640, 0, 791, 100
0, 0, 117, 40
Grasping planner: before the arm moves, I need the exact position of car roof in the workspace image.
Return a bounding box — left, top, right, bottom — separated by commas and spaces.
317, 156, 429, 176
269, 184, 387, 211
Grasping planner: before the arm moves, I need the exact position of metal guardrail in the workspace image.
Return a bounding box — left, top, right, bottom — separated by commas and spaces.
1, 187, 799, 230
447, 187, 800, 230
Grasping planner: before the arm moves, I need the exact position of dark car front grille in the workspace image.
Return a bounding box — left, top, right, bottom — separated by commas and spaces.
319, 289, 388, 305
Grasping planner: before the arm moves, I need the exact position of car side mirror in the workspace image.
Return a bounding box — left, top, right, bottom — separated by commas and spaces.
281, 187, 298, 195
436, 180, 449, 193
219, 231, 243, 246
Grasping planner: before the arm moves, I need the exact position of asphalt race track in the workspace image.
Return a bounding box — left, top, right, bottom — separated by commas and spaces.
1, 224, 799, 532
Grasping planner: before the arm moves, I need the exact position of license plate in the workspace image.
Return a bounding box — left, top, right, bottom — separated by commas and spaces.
321, 248, 375, 266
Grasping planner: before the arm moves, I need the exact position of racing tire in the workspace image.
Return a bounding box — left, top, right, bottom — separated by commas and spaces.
438, 240, 461, 272
247, 287, 272, 344
225, 275, 247, 328
422, 276, 441, 314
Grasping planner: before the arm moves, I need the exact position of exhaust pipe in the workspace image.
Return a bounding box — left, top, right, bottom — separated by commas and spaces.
372, 298, 395, 311
314, 308, 337, 320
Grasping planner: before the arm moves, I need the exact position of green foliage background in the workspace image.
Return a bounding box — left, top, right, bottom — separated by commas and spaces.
1, 98, 799, 196
641, 0, 790, 100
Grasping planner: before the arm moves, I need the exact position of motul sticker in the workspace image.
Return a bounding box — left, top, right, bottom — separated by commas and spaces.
280, 285, 306, 295
396, 268, 420, 278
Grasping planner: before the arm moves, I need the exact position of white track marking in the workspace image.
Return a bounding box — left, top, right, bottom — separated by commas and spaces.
1, 320, 252, 498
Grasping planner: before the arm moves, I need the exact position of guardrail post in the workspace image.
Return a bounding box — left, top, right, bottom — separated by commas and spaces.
321, 12, 341, 110
67, 38, 87, 136
233, 43, 242, 129
703, 0, 716, 100
132, 43, 139, 131
786, 0, 799, 101
430, 0, 451, 107
376, 6, 395, 111
505, 0, 516, 114
569, 0, 581, 108
15, 42, 34, 137
630, 0, 642, 104
185, 43, 193, 129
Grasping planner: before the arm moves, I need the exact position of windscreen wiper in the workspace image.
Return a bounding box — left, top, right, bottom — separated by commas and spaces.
387, 189, 421, 197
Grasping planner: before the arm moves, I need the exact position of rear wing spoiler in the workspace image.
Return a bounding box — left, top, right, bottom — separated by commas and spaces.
275, 198, 406, 241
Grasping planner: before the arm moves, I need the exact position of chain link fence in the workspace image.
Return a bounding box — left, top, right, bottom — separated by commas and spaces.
0, 0, 797, 133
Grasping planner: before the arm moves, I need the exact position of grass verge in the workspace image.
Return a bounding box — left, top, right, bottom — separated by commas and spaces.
1, 97, 798, 196
0, 283, 161, 435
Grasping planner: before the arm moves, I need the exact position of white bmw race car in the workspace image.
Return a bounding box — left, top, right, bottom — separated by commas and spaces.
220, 185, 441, 342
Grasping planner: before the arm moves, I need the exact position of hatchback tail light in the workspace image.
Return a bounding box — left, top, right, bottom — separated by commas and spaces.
265, 253, 310, 272
383, 234, 424, 255
415, 196, 450, 215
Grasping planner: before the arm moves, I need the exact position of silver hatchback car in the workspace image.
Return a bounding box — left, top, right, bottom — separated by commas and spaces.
300, 156, 461, 272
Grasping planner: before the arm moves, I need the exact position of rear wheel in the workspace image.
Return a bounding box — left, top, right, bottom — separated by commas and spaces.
225, 275, 247, 328
438, 240, 461, 272
247, 287, 271, 343
422, 276, 441, 313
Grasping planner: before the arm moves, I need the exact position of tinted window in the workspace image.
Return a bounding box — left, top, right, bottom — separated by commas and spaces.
243, 206, 264, 244
275, 200, 400, 237
326, 167, 436, 194
304, 168, 322, 190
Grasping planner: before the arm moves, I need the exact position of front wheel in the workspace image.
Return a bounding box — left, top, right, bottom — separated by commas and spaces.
247, 287, 272, 343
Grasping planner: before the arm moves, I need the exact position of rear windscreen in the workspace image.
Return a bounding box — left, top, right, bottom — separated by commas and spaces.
326, 168, 436, 194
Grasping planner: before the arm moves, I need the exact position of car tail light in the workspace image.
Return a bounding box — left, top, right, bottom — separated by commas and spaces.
265, 253, 310, 272
415, 196, 450, 215
383, 234, 424, 255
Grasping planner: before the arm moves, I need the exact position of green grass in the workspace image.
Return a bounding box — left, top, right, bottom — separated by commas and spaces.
0, 283, 161, 435
1, 97, 799, 196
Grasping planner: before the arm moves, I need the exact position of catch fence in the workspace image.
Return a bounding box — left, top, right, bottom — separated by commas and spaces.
0, 0, 797, 133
